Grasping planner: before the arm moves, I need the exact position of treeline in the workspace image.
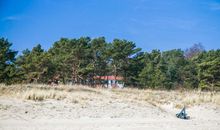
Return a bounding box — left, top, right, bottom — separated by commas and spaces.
0, 37, 220, 90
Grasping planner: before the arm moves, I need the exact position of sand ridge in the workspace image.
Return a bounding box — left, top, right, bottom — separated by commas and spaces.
0, 85, 220, 130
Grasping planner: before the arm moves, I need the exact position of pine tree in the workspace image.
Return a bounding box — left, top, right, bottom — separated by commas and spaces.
0, 38, 18, 84
197, 50, 220, 90
16, 44, 54, 83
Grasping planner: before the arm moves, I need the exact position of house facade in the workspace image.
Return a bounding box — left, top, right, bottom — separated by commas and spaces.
94, 76, 124, 88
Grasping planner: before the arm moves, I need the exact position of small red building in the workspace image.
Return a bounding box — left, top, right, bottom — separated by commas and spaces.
94, 75, 124, 88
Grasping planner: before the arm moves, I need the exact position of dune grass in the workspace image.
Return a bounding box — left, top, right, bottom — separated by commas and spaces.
111, 88, 220, 108
0, 84, 219, 108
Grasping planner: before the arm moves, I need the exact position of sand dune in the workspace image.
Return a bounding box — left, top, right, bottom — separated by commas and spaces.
0, 84, 220, 130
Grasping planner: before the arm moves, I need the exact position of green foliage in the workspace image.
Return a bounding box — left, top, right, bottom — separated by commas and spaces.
162, 49, 186, 89
138, 49, 199, 89
110, 39, 141, 85
48, 37, 92, 84
139, 50, 164, 88
126, 52, 145, 87
89, 37, 110, 85
16, 44, 54, 83
0, 38, 18, 84
181, 61, 199, 89
1, 36, 219, 90
196, 50, 220, 90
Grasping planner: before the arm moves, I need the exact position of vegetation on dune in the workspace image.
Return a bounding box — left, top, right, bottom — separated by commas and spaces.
0, 84, 219, 107
0, 37, 220, 90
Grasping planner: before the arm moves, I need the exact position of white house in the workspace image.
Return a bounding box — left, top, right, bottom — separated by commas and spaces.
94, 75, 124, 88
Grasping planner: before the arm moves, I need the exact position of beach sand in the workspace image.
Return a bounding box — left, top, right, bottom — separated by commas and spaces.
0, 85, 220, 130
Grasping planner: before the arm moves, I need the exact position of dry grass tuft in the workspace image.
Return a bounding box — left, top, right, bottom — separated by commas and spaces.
23, 89, 67, 101
111, 88, 220, 108
0, 84, 102, 103
0, 84, 219, 108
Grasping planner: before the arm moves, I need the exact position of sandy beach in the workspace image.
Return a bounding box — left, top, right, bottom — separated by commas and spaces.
0, 85, 220, 130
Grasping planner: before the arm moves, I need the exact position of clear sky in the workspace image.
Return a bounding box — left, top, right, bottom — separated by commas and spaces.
1, 0, 220, 53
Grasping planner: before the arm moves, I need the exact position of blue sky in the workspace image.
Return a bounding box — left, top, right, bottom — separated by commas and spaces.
1, 0, 220, 53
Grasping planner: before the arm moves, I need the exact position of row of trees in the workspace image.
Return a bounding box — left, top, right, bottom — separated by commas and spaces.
0, 37, 219, 90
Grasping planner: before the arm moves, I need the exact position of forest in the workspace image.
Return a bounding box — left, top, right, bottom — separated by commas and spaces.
0, 37, 220, 90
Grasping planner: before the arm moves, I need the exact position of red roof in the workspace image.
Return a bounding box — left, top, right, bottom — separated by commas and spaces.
94, 76, 123, 80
